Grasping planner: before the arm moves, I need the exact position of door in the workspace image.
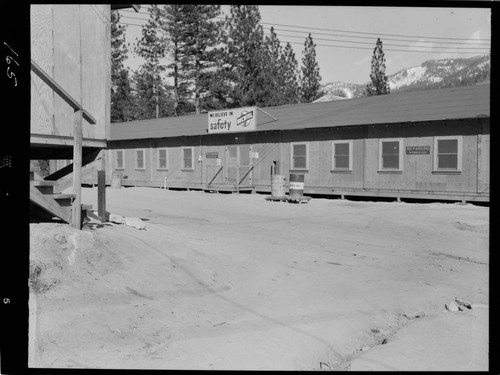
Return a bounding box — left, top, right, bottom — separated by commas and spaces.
225, 146, 238, 184
225, 145, 253, 187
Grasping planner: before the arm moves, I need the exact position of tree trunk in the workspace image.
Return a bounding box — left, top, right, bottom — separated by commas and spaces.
195, 32, 201, 115
173, 48, 179, 116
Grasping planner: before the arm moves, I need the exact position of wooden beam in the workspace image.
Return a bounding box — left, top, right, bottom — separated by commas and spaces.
30, 133, 106, 148
97, 150, 106, 223
30, 60, 96, 125
30, 185, 71, 223
45, 148, 100, 181
72, 110, 83, 229
52, 161, 99, 193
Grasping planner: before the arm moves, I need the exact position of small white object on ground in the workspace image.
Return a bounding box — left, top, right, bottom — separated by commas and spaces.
445, 301, 459, 312
109, 213, 125, 224
124, 217, 146, 230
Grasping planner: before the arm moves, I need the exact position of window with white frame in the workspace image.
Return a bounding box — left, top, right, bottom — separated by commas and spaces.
434, 136, 462, 171
157, 148, 168, 170
115, 150, 124, 169
291, 142, 308, 170
182, 147, 194, 170
379, 139, 403, 171
135, 149, 145, 170
332, 140, 353, 171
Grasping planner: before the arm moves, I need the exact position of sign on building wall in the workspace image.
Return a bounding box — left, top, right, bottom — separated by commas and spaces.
208, 107, 257, 134
406, 146, 430, 155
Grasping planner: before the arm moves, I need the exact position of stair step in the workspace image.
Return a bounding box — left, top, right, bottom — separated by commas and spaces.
47, 193, 76, 200
32, 179, 57, 186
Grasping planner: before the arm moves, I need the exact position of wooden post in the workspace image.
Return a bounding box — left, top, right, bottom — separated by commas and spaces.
236, 151, 240, 194
72, 109, 83, 229
97, 150, 106, 223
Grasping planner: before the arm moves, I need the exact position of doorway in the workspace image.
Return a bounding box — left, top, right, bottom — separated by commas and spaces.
225, 145, 252, 187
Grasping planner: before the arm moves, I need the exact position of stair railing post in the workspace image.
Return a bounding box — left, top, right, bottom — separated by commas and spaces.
97, 150, 106, 223
72, 109, 83, 229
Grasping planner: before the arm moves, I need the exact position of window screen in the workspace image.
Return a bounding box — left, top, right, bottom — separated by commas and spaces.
183, 148, 193, 169
116, 150, 124, 169
437, 139, 458, 169
136, 150, 145, 169
334, 142, 350, 169
292, 144, 307, 169
381, 141, 400, 169
228, 146, 237, 158
239, 146, 250, 166
158, 149, 167, 169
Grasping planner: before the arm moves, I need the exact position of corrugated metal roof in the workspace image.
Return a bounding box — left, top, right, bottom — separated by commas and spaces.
110, 83, 490, 141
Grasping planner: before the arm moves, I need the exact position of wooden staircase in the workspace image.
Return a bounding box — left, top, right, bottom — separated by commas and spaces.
30, 171, 92, 227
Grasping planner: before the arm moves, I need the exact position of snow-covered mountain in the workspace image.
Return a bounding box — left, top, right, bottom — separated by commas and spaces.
320, 54, 490, 100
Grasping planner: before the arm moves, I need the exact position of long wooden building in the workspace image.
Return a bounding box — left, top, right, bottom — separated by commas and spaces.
80, 83, 490, 203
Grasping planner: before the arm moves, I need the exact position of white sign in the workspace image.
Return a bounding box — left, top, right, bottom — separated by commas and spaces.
208, 107, 257, 134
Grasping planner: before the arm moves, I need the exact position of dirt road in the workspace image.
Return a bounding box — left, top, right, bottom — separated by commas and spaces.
29, 187, 489, 370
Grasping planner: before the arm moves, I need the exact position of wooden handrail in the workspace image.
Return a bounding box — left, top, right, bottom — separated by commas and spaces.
207, 166, 223, 186
238, 166, 254, 186
30, 60, 96, 125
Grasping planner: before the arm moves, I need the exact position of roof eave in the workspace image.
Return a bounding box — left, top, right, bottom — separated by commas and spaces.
111, 4, 141, 12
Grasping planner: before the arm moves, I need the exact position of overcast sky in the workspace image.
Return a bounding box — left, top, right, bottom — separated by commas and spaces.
118, 5, 491, 85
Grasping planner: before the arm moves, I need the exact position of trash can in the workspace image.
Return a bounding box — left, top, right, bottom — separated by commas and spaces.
271, 174, 286, 197
111, 171, 123, 189
289, 173, 304, 199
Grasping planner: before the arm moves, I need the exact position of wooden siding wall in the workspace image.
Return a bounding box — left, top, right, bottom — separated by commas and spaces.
99, 118, 489, 201
362, 121, 480, 194
477, 122, 490, 194
31, 5, 110, 142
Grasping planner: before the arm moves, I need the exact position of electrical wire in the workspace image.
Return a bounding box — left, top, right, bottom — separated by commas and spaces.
119, 8, 490, 42
118, 22, 489, 55
267, 32, 489, 50
120, 14, 490, 47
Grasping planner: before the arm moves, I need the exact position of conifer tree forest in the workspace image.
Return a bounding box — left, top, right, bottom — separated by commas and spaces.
110, 5, 324, 122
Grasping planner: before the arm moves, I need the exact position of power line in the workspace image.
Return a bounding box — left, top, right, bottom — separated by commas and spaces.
258, 20, 491, 42
120, 14, 490, 47
264, 26, 491, 46
119, 9, 490, 43
119, 21, 488, 52
118, 22, 489, 55
269, 32, 489, 51
282, 40, 488, 54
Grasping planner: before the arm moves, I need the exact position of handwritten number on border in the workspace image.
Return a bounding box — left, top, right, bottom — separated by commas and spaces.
4, 42, 19, 87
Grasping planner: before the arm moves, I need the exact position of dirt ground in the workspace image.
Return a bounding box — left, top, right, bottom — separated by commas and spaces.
28, 187, 489, 370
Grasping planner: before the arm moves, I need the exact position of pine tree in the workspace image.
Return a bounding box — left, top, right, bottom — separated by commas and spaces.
134, 4, 168, 119
110, 11, 133, 122
164, 5, 224, 114
280, 42, 300, 105
223, 5, 267, 107
164, 4, 190, 116
365, 38, 390, 96
111, 69, 133, 122
262, 26, 284, 106
130, 68, 174, 120
300, 34, 323, 103
182, 5, 223, 114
